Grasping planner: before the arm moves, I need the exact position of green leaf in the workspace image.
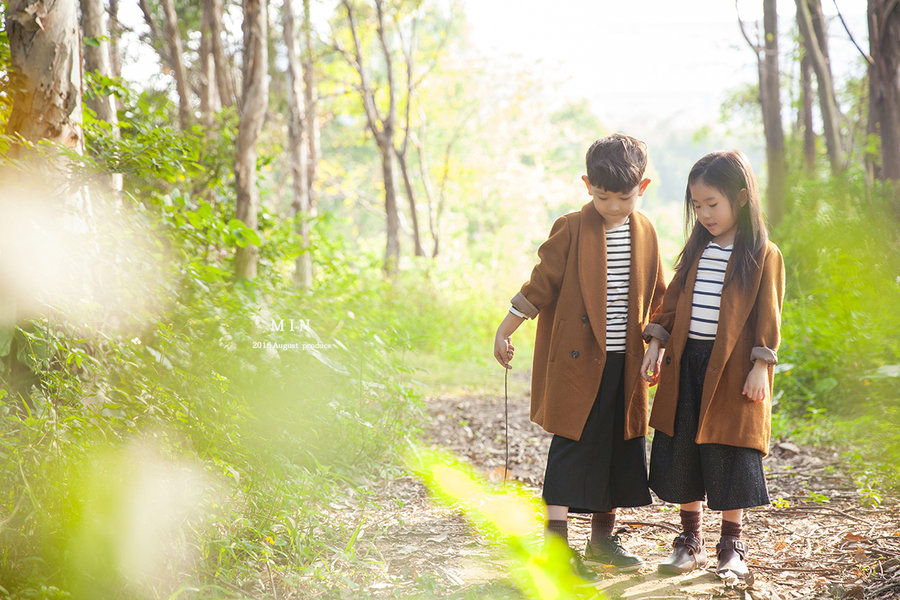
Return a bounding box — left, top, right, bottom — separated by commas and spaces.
0, 326, 13, 357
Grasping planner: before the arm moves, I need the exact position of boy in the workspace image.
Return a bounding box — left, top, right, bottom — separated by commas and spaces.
493, 134, 666, 577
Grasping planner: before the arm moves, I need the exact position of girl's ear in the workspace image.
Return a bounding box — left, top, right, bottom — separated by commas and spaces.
581, 175, 592, 194
738, 188, 749, 207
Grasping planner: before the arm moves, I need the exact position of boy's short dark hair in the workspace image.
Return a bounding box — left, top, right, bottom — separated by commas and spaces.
585, 134, 648, 192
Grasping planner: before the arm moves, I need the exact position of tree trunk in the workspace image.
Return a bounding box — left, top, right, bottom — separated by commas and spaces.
868, 0, 900, 183
6, 0, 84, 157
302, 0, 318, 216
81, 0, 122, 192
5, 0, 87, 402
341, 0, 400, 274
800, 51, 817, 174
108, 0, 122, 82
797, 0, 845, 173
234, 0, 269, 280
159, 0, 191, 129
374, 0, 399, 272
209, 0, 237, 110
396, 153, 425, 256
379, 139, 400, 274
199, 0, 217, 125
283, 0, 312, 288
81, 0, 114, 116
396, 17, 424, 257
761, 0, 787, 226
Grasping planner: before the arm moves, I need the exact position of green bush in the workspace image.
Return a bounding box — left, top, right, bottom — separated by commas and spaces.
773, 172, 900, 492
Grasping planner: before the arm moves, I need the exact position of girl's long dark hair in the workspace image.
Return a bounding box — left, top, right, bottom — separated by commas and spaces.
672, 151, 768, 289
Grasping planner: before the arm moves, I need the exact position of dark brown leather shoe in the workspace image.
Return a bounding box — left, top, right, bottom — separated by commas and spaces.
658, 532, 708, 574
716, 536, 750, 580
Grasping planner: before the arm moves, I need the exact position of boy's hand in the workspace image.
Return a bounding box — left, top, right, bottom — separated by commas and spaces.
494, 332, 515, 369
742, 361, 770, 402
641, 339, 663, 384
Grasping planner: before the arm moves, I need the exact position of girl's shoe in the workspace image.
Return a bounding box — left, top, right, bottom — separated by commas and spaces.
658, 532, 707, 574
583, 534, 644, 571
715, 536, 750, 580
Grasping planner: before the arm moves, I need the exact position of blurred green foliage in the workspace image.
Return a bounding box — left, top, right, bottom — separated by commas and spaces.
772, 172, 900, 493
408, 446, 603, 600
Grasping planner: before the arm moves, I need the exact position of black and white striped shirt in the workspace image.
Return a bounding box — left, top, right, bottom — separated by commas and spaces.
688, 242, 733, 340
605, 219, 631, 351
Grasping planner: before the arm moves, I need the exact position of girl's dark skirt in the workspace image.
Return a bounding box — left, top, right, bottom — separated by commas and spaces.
649, 338, 770, 511
542, 352, 652, 514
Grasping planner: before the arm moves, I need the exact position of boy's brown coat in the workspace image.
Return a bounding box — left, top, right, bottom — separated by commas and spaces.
511, 203, 666, 442
643, 241, 785, 455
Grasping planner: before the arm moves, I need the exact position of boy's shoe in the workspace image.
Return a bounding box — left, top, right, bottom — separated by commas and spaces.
715, 536, 750, 580
583, 534, 644, 571
658, 532, 707, 575
568, 547, 602, 582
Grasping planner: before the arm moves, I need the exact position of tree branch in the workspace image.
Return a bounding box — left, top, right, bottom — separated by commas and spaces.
340, 0, 384, 137
831, 0, 874, 65
374, 0, 396, 133
735, 0, 763, 56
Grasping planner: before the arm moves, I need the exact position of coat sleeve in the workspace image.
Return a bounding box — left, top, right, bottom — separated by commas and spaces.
750, 245, 785, 364
510, 215, 571, 319
643, 267, 680, 346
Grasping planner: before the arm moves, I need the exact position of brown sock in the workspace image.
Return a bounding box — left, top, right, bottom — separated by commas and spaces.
721, 519, 742, 539
591, 512, 616, 543
680, 509, 702, 539
546, 518, 568, 544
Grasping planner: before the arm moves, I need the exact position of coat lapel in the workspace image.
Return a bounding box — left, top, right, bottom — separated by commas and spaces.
625, 213, 647, 356
577, 202, 607, 347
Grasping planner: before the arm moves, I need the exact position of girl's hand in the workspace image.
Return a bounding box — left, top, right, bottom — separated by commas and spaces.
494, 332, 515, 369
641, 339, 662, 384
743, 361, 770, 402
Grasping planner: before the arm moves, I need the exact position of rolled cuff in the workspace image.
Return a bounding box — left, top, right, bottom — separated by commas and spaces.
642, 323, 670, 345
508, 305, 527, 319
510, 292, 539, 319
751, 346, 778, 364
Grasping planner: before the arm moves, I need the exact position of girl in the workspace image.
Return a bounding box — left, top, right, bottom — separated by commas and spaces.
640, 150, 784, 580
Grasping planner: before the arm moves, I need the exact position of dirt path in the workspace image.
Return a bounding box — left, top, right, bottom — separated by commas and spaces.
356, 373, 900, 599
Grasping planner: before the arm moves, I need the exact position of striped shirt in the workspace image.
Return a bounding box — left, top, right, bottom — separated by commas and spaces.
688, 242, 733, 340
605, 219, 631, 351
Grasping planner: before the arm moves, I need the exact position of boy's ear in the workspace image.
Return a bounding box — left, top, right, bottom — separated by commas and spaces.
638, 178, 651, 195
581, 175, 592, 194
738, 188, 749, 207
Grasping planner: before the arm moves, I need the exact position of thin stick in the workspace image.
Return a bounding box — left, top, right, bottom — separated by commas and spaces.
750, 565, 840, 574
778, 505, 875, 525
831, 0, 874, 65
503, 367, 509, 483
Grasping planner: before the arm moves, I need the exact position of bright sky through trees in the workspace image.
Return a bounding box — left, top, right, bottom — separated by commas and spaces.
463, 0, 870, 130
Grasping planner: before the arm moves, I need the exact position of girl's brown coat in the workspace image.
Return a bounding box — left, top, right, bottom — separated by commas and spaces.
643, 241, 785, 455
511, 203, 666, 442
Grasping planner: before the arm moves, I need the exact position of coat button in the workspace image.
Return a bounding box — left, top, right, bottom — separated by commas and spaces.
571, 350, 579, 358
665, 356, 671, 364
581, 314, 589, 323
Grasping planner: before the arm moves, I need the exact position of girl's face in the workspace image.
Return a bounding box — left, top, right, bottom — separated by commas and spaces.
689, 180, 742, 245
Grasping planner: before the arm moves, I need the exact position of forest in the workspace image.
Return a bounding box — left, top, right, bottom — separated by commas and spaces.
0, 0, 898, 598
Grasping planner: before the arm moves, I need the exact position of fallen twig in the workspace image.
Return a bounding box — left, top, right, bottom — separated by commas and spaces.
750, 564, 840, 574
870, 580, 900, 595
776, 505, 875, 525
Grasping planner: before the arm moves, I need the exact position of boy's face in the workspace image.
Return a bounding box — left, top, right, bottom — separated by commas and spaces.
582, 176, 650, 230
